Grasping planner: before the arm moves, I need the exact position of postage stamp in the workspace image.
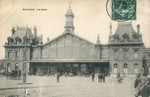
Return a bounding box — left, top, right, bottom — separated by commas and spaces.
112, 0, 136, 21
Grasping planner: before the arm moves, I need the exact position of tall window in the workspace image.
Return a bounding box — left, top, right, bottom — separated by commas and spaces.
7, 63, 11, 72
114, 63, 117, 74
114, 63, 117, 68
124, 63, 128, 74
8, 52, 11, 60
23, 51, 26, 60
123, 50, 128, 59
134, 50, 138, 59
81, 64, 87, 73
15, 51, 18, 60
124, 63, 127, 68
113, 49, 118, 59
134, 63, 138, 74
15, 63, 19, 70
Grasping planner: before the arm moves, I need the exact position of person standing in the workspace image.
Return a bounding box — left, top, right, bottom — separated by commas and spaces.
56, 72, 60, 83
98, 73, 100, 82
98, 73, 102, 82
92, 73, 95, 82
134, 74, 142, 97
102, 73, 105, 82
117, 73, 121, 83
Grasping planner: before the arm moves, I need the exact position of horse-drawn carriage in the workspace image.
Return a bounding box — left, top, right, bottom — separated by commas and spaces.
6, 70, 22, 79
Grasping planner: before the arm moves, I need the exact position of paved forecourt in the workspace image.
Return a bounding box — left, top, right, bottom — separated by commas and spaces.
0, 75, 136, 97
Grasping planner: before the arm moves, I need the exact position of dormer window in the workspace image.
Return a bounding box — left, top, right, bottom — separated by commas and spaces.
113, 34, 119, 42
133, 33, 139, 39
122, 33, 129, 42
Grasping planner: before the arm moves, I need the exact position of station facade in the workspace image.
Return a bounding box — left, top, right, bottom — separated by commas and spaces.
2, 7, 150, 76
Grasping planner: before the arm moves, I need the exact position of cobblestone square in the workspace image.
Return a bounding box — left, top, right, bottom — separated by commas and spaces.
0, 75, 137, 97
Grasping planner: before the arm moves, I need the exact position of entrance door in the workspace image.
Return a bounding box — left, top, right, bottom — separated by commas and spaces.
94, 63, 109, 76
102, 67, 109, 76
95, 67, 100, 74
33, 68, 37, 75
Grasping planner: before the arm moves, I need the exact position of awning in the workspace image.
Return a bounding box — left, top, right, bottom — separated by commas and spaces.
29, 59, 109, 63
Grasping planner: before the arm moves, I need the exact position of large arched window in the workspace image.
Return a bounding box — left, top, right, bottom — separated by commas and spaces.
7, 63, 11, 72
124, 63, 127, 68
124, 63, 128, 74
134, 63, 138, 68
15, 63, 19, 70
114, 63, 117, 68
113, 63, 117, 74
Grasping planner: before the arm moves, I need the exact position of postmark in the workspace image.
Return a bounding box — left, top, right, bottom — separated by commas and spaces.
111, 0, 136, 21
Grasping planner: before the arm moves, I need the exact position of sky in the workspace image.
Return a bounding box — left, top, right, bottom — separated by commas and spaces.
0, 0, 150, 59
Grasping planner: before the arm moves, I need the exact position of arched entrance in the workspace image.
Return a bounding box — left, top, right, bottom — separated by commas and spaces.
7, 63, 11, 72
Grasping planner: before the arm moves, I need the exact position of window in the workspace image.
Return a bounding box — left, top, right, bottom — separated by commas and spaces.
15, 63, 19, 70
123, 50, 128, 59
49, 66, 55, 73
15, 51, 18, 59
23, 51, 26, 60
113, 63, 117, 73
8, 52, 11, 59
7, 63, 11, 72
134, 50, 138, 59
134, 63, 138, 68
81, 64, 87, 73
124, 63, 127, 68
124, 63, 128, 74
113, 49, 118, 59
114, 63, 117, 68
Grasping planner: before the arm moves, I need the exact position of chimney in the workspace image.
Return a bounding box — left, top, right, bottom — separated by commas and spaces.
137, 24, 140, 34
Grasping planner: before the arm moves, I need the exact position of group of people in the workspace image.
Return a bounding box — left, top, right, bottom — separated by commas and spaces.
116, 73, 124, 83
92, 73, 106, 82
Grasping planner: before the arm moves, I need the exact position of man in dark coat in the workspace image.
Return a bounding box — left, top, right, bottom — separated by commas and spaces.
56, 72, 60, 83
98, 73, 102, 82
92, 73, 95, 82
98, 73, 101, 82
134, 74, 143, 97
102, 73, 105, 82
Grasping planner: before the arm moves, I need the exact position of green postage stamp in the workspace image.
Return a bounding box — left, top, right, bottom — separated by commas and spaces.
112, 0, 136, 21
